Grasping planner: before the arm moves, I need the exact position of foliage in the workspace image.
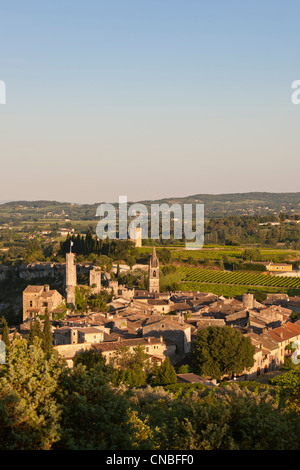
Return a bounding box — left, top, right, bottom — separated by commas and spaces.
178, 364, 190, 374
0, 337, 63, 450
111, 345, 150, 388
150, 357, 177, 386
128, 383, 300, 450
27, 317, 43, 345
73, 348, 108, 371
193, 326, 255, 380
0, 317, 10, 349
0, 338, 300, 450
55, 363, 133, 450
42, 312, 53, 357
74, 286, 112, 312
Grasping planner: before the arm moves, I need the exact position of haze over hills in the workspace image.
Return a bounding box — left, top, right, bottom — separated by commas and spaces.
0, 192, 299, 222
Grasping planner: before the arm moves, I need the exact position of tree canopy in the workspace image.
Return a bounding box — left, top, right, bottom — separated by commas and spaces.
192, 326, 255, 379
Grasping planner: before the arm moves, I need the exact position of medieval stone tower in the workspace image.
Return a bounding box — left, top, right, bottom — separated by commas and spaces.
129, 226, 142, 248
149, 246, 160, 293
89, 267, 101, 294
65, 251, 77, 308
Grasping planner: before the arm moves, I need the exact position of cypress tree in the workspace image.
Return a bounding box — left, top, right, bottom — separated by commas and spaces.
1, 317, 10, 349
28, 317, 43, 345
42, 312, 53, 357
151, 357, 177, 386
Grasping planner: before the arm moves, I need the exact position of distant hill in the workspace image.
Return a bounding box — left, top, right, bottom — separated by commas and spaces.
0, 192, 299, 221
137, 192, 300, 218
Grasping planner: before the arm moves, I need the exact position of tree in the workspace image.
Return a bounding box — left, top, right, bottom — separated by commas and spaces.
0, 317, 10, 349
127, 255, 136, 270
0, 337, 62, 450
193, 326, 255, 380
55, 363, 133, 450
129, 382, 300, 450
111, 345, 149, 388
150, 357, 177, 386
42, 312, 53, 357
28, 317, 43, 345
73, 348, 111, 374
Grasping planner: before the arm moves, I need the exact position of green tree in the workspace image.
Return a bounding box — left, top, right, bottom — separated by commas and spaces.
0, 317, 10, 349
28, 317, 43, 345
73, 348, 111, 374
0, 337, 62, 450
150, 357, 177, 386
178, 364, 190, 374
193, 326, 255, 380
112, 345, 149, 388
127, 255, 136, 270
42, 312, 53, 357
55, 363, 133, 450
129, 383, 300, 450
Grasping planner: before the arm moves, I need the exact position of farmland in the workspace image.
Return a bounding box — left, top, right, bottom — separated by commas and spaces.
175, 266, 300, 296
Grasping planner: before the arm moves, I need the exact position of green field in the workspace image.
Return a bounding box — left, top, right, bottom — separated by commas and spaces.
138, 246, 300, 263
177, 267, 300, 290
178, 282, 300, 297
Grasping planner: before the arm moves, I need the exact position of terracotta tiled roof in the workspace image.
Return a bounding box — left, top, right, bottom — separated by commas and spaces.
264, 322, 300, 343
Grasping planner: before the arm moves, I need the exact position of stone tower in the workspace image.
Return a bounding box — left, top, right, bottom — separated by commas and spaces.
65, 251, 77, 308
89, 267, 101, 294
149, 246, 159, 293
129, 226, 142, 248
242, 293, 254, 309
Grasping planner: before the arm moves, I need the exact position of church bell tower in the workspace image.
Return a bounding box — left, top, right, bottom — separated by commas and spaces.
149, 247, 160, 293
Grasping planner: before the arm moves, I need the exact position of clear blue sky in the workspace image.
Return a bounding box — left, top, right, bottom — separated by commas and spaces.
0, 0, 299, 203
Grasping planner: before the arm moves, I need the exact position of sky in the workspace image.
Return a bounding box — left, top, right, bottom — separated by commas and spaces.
0, 0, 300, 204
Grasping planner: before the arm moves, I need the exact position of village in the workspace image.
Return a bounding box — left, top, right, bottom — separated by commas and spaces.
15, 242, 300, 385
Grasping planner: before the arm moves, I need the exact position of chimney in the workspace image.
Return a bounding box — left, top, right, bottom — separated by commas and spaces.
44, 284, 50, 292
117, 336, 121, 342
160, 336, 163, 342
147, 337, 151, 343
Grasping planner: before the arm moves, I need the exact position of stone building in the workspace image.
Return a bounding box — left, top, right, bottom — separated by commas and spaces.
129, 226, 142, 248
91, 336, 175, 365
22, 284, 65, 321
89, 267, 101, 294
149, 247, 160, 294
142, 317, 191, 356
53, 326, 104, 345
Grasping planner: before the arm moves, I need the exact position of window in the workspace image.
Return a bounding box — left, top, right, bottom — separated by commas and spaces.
30, 301, 33, 307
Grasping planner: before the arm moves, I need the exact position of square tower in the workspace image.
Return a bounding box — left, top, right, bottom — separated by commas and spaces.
65, 252, 77, 308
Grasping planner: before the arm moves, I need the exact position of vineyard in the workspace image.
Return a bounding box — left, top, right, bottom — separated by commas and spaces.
176, 267, 300, 290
